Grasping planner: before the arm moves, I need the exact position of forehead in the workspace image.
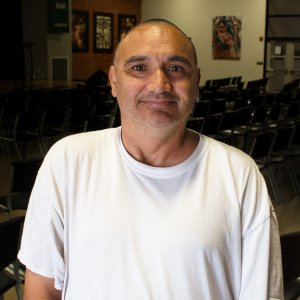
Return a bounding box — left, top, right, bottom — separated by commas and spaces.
115, 24, 196, 65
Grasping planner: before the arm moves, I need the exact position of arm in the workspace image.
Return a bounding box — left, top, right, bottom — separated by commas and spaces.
24, 269, 62, 300
238, 160, 283, 299
239, 204, 283, 299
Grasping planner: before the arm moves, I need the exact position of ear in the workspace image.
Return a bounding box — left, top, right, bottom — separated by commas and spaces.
109, 65, 117, 97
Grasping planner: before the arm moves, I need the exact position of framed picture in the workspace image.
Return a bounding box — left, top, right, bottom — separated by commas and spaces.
118, 14, 137, 41
93, 12, 114, 53
212, 16, 241, 60
72, 10, 89, 52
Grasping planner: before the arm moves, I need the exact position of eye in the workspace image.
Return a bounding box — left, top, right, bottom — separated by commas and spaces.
168, 65, 184, 73
132, 65, 146, 71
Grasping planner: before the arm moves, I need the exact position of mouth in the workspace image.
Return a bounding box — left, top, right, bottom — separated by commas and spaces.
139, 99, 177, 110
138, 94, 178, 109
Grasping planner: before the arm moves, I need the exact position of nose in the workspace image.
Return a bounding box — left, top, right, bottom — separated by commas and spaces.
148, 68, 172, 93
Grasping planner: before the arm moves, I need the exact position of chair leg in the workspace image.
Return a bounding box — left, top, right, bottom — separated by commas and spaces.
13, 260, 23, 300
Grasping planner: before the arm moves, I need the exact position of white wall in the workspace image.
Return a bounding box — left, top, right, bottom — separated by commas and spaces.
142, 0, 267, 86
47, 0, 72, 81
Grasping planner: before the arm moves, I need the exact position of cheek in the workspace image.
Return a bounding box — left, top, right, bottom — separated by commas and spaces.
115, 79, 144, 101
175, 81, 198, 102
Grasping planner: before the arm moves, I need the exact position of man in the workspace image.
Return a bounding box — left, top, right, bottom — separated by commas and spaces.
19, 19, 283, 299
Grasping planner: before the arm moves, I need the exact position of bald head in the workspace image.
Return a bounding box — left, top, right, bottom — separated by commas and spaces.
113, 19, 198, 66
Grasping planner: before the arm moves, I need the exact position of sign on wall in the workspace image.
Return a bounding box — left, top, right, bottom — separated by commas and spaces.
48, 0, 69, 33
212, 16, 241, 60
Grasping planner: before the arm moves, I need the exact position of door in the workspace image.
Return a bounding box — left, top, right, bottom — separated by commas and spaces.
266, 41, 300, 92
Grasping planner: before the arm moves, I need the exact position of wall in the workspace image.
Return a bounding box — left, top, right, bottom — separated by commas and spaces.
23, 0, 72, 81
142, 0, 267, 86
23, 0, 48, 80
72, 0, 141, 81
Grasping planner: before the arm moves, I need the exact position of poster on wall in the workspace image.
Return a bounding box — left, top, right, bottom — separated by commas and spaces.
212, 16, 241, 60
94, 12, 114, 53
118, 14, 137, 41
72, 10, 89, 52
48, 0, 69, 33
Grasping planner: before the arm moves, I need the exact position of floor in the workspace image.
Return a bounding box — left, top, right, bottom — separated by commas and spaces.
0, 143, 300, 299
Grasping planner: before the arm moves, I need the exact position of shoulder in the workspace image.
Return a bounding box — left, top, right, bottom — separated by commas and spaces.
201, 135, 255, 168
38, 128, 119, 177
49, 128, 118, 157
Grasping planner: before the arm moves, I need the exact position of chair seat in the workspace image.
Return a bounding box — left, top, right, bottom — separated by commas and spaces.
0, 271, 17, 295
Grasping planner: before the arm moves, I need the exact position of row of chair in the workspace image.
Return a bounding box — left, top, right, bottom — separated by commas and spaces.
0, 87, 120, 159
187, 96, 300, 204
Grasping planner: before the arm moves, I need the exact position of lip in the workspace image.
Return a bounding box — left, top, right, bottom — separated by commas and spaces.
140, 99, 177, 108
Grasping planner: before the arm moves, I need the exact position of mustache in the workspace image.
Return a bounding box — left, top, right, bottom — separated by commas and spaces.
138, 92, 179, 102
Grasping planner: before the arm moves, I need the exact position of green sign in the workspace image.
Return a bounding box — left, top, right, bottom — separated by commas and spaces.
48, 0, 69, 33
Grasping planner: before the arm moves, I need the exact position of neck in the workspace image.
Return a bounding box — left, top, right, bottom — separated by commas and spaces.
120, 124, 199, 167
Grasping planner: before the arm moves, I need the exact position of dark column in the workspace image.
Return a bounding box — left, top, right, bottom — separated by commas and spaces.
0, 0, 24, 83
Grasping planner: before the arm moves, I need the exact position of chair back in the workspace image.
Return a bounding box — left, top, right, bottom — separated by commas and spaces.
201, 113, 222, 136
10, 160, 42, 194
0, 216, 25, 271
192, 100, 210, 118
280, 231, 300, 284
273, 125, 296, 154
248, 131, 277, 163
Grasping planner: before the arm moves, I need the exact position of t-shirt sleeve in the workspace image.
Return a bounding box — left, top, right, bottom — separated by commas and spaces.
238, 162, 283, 300
18, 176, 65, 290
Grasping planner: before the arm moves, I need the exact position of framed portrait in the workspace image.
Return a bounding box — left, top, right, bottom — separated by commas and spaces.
93, 12, 114, 53
118, 14, 137, 41
72, 10, 89, 53
212, 16, 241, 60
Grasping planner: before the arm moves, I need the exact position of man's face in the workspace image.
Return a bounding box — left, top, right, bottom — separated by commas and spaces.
109, 23, 200, 131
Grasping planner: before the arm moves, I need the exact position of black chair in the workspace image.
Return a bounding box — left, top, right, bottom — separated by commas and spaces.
0, 159, 41, 216
93, 100, 117, 118
280, 231, 300, 300
286, 120, 300, 194
270, 125, 297, 194
0, 109, 45, 159
201, 113, 222, 138
247, 130, 282, 203
40, 106, 68, 153
0, 216, 25, 300
207, 99, 226, 115
266, 103, 284, 129
231, 106, 253, 150
186, 117, 204, 133
248, 105, 269, 133
192, 100, 211, 118
66, 104, 95, 133
216, 110, 238, 144
284, 100, 300, 125
85, 115, 112, 132
232, 96, 250, 110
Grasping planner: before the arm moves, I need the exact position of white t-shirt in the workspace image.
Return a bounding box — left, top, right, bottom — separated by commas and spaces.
18, 127, 283, 300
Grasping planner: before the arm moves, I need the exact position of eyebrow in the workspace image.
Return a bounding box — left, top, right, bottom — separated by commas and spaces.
124, 56, 148, 67
124, 55, 193, 67
168, 55, 193, 67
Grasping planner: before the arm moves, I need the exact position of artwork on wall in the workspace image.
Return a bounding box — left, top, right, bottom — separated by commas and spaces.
72, 10, 89, 52
93, 12, 114, 52
212, 16, 241, 60
118, 14, 137, 41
